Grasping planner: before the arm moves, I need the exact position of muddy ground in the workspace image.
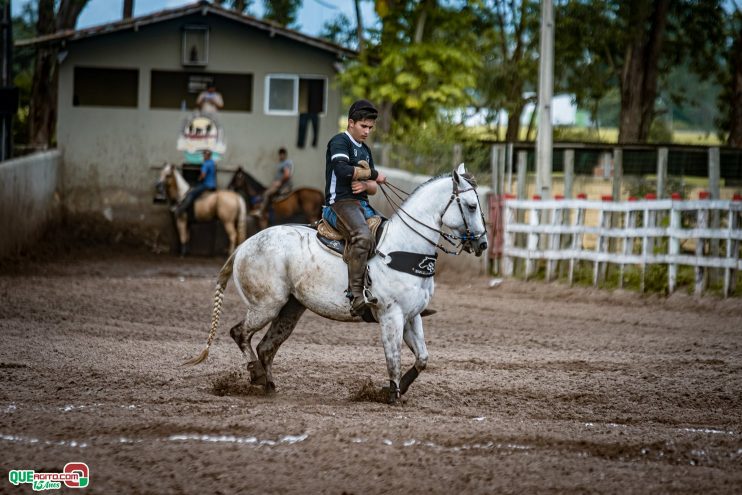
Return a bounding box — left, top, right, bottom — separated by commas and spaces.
1, 248, 741, 494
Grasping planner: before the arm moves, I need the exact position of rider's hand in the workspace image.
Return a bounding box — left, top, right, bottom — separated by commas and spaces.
351, 180, 367, 194
375, 171, 387, 184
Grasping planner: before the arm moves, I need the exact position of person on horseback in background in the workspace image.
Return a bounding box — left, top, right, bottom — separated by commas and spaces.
322, 99, 387, 317
173, 149, 217, 216
255, 147, 294, 218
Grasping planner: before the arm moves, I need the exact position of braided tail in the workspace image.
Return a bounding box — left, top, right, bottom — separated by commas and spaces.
182, 249, 238, 366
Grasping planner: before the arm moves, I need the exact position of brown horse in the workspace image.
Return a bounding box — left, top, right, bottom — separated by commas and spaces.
156, 164, 247, 255
228, 167, 324, 231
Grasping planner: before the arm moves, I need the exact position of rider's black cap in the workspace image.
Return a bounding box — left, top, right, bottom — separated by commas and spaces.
348, 99, 378, 121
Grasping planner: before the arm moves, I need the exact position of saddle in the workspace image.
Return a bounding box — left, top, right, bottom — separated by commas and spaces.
314, 216, 385, 259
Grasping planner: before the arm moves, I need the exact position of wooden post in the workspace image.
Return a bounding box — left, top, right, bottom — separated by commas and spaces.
546, 195, 564, 281
619, 197, 638, 289
593, 195, 612, 287
640, 194, 657, 293
668, 196, 681, 293
709, 147, 721, 286
568, 193, 587, 286
657, 147, 668, 198
506, 142, 514, 195
502, 195, 516, 277
525, 196, 541, 279
491, 145, 502, 195
724, 195, 741, 297
452, 143, 463, 168
516, 151, 528, 200
612, 148, 623, 201
695, 191, 709, 296
563, 149, 574, 199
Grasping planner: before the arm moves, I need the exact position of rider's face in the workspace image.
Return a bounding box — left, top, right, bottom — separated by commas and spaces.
347, 118, 375, 143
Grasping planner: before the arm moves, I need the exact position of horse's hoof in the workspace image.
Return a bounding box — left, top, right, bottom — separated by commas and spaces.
383, 381, 400, 405
265, 381, 277, 395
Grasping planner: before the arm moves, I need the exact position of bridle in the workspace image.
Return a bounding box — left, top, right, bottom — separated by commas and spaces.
379, 173, 487, 255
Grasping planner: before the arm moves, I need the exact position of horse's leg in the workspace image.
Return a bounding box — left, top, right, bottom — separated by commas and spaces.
176, 216, 189, 256
222, 218, 238, 254
229, 318, 270, 387
255, 295, 306, 393
379, 309, 405, 404
400, 314, 428, 396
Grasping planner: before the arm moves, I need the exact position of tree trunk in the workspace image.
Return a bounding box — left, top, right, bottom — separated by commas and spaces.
505, 103, 524, 143
29, 0, 90, 148
618, 0, 669, 144
727, 24, 742, 148
354, 0, 364, 53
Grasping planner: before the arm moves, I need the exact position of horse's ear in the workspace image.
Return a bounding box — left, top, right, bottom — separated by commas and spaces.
453, 163, 466, 183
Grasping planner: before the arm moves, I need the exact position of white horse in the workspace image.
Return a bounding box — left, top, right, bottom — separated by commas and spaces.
155, 164, 248, 255
185, 164, 488, 403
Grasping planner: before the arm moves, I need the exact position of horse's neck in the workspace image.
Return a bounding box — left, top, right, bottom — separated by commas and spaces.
379, 177, 450, 255
174, 171, 191, 200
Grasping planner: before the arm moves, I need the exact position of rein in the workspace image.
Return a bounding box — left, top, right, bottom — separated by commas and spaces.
378, 174, 486, 256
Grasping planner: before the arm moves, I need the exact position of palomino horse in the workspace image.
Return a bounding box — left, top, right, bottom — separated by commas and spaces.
156, 163, 248, 255
185, 164, 488, 404
228, 167, 324, 230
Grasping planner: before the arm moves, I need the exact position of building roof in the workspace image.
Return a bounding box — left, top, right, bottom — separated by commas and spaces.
15, 0, 356, 58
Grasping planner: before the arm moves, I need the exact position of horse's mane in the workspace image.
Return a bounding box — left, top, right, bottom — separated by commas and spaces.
399, 171, 477, 208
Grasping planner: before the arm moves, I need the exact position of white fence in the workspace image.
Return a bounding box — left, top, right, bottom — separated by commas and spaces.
502, 196, 742, 297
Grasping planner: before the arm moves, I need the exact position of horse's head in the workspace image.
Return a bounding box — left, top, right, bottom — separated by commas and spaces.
154, 163, 181, 204
229, 167, 247, 192
441, 163, 488, 256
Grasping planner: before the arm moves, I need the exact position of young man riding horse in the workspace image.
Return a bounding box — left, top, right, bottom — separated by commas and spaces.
322, 100, 387, 317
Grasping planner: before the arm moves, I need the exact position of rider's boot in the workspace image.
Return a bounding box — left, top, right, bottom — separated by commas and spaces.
332, 200, 377, 317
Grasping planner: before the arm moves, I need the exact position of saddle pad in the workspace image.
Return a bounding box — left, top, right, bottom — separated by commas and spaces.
315, 216, 384, 256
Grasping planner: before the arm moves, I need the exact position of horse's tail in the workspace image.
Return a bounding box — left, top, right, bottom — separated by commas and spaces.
182, 249, 237, 366
236, 195, 248, 243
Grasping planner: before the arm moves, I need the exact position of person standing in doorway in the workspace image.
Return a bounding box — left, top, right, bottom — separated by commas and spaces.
196, 83, 223, 114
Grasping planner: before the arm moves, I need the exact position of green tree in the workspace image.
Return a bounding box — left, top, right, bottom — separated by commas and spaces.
262, 0, 302, 28
558, 0, 725, 144
338, 0, 479, 138
717, 6, 742, 147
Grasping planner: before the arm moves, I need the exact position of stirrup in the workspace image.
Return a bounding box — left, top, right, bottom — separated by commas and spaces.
363, 287, 378, 306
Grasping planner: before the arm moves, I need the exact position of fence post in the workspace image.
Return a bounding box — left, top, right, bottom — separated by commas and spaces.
564, 149, 574, 199
525, 195, 542, 279
695, 191, 710, 296
725, 194, 741, 297
640, 193, 658, 293
516, 151, 528, 200
657, 147, 668, 199
619, 197, 638, 289
593, 195, 612, 287
546, 195, 564, 281
452, 144, 463, 168
709, 147, 721, 286
568, 193, 587, 285
506, 142, 514, 195
612, 148, 623, 201
502, 194, 516, 277
668, 192, 682, 293
490, 145, 501, 195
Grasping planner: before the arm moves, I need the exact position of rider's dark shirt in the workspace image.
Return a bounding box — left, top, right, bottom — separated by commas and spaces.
325, 131, 376, 205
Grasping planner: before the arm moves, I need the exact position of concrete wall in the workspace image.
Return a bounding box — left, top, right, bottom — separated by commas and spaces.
56, 14, 343, 228
370, 167, 491, 277
0, 151, 61, 258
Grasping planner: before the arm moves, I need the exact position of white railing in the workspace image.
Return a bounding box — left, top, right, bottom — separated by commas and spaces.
502, 196, 742, 297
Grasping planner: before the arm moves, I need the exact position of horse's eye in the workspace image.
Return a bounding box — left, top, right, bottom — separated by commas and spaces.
467, 204, 477, 212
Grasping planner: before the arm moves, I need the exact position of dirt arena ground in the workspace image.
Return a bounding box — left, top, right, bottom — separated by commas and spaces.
1, 248, 741, 494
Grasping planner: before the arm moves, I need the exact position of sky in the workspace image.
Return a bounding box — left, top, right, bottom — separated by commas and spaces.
11, 0, 379, 38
